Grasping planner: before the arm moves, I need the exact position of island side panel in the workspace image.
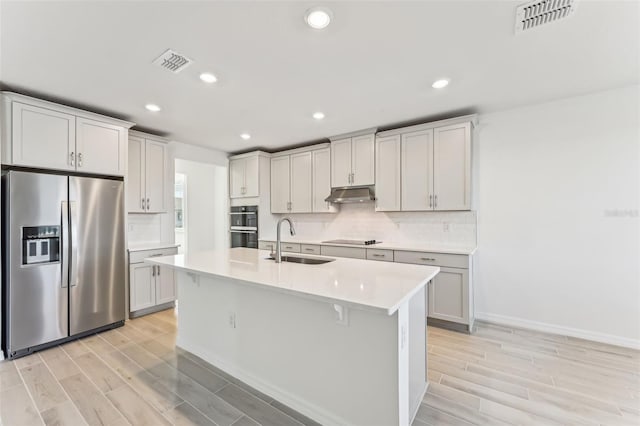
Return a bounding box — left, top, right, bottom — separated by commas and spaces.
408, 286, 427, 422
176, 271, 403, 426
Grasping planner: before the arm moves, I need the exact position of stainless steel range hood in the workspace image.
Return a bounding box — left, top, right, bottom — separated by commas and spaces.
325, 186, 376, 204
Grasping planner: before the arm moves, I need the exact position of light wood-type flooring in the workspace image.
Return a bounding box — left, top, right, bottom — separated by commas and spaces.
0, 308, 638, 426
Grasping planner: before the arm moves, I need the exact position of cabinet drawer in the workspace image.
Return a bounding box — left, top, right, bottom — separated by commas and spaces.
394, 250, 468, 269
129, 247, 178, 264
301, 244, 321, 255
366, 248, 394, 262
258, 241, 276, 251
280, 242, 301, 253
321, 245, 366, 259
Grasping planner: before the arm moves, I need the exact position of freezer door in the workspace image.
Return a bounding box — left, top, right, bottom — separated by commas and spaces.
4, 171, 68, 354
69, 176, 125, 335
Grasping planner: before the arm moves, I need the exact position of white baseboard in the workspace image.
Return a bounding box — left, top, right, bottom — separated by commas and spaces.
475, 312, 640, 350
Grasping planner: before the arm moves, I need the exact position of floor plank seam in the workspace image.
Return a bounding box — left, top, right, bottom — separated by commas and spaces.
13, 357, 47, 426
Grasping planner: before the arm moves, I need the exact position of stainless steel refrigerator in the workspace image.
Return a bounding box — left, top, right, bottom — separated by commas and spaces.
2, 170, 125, 359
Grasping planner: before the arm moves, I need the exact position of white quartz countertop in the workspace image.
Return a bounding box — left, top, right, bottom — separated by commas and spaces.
259, 238, 477, 255
146, 247, 439, 315
128, 242, 180, 252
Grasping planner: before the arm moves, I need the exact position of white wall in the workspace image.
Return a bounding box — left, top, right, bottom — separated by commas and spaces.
127, 141, 228, 247
474, 85, 640, 347
175, 158, 228, 252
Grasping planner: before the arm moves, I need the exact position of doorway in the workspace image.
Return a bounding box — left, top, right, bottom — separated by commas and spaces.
174, 159, 228, 253
174, 173, 186, 254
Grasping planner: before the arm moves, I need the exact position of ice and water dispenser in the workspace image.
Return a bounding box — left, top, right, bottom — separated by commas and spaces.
22, 226, 60, 265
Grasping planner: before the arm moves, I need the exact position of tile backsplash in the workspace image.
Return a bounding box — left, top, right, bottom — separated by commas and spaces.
127, 214, 162, 243
266, 203, 477, 248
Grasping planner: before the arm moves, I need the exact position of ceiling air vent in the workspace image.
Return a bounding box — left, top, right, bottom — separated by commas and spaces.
515, 0, 577, 33
153, 49, 193, 73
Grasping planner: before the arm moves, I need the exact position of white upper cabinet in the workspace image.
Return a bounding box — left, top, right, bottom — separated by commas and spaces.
270, 155, 291, 213
127, 132, 168, 213
375, 135, 401, 212
76, 117, 126, 176
229, 154, 260, 198
2, 93, 132, 176
290, 152, 312, 213
384, 118, 472, 212
433, 123, 471, 211
401, 130, 433, 211
11, 102, 76, 171
229, 158, 245, 198
351, 134, 375, 186
330, 138, 352, 187
144, 140, 167, 213
312, 148, 336, 213
330, 133, 375, 187
127, 136, 145, 213
243, 155, 259, 197
270, 144, 335, 214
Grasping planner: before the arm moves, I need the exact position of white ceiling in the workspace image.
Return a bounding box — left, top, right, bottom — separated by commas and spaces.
1, 1, 638, 153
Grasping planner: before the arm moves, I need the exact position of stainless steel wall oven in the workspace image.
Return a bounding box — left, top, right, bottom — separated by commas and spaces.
230, 205, 258, 248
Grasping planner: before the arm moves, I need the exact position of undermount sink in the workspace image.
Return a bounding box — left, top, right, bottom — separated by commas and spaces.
266, 255, 335, 265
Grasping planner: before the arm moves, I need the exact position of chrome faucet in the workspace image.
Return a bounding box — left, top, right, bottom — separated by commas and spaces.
275, 217, 296, 263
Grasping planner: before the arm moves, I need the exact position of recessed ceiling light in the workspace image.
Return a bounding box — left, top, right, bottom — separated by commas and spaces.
145, 103, 161, 112
240, 133, 251, 140
305, 7, 332, 29
432, 79, 449, 89
313, 112, 325, 120
199, 72, 218, 83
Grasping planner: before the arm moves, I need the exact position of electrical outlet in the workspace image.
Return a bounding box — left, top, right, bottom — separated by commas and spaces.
228, 312, 236, 329
443, 222, 450, 232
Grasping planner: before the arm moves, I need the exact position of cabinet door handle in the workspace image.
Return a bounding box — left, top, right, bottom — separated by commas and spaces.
420, 257, 436, 262
70, 152, 75, 166
142, 198, 146, 210
152, 265, 156, 277
351, 173, 355, 184
304, 248, 314, 251
434, 195, 438, 209
147, 198, 150, 210
372, 253, 385, 257
77, 152, 83, 167
157, 266, 161, 276
429, 195, 433, 208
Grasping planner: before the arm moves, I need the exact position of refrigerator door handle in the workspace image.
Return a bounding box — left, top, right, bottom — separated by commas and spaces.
61, 202, 69, 288
69, 201, 79, 287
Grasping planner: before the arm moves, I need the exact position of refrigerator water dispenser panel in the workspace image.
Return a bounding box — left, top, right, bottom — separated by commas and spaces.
22, 226, 60, 265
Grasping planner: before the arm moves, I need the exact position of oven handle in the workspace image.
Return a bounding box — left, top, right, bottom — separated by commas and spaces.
230, 226, 257, 231
230, 230, 258, 234
229, 212, 257, 215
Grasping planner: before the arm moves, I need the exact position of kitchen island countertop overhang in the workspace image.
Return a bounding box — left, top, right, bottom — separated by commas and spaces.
145, 247, 440, 316
145, 247, 440, 426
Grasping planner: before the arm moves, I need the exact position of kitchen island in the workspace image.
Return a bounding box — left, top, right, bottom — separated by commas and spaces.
146, 247, 439, 426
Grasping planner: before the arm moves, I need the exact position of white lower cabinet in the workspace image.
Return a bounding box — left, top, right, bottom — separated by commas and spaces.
428, 267, 469, 325
129, 247, 178, 316
155, 266, 177, 305
320, 245, 366, 259
130, 264, 155, 311
395, 250, 473, 332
